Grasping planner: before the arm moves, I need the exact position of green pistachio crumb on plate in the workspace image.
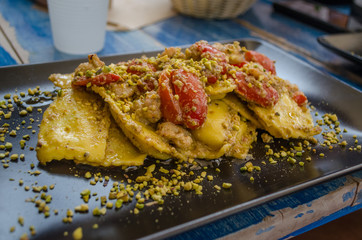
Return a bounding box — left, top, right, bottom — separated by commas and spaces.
18, 216, 24, 226
72, 227, 83, 240
84, 172, 92, 179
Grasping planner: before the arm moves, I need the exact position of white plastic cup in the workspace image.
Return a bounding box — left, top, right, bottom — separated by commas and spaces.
47, 0, 109, 55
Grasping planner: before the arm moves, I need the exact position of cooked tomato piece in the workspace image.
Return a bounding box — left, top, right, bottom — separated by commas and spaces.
234, 71, 279, 107
245, 50, 276, 75
206, 75, 218, 84
196, 42, 227, 69
172, 69, 208, 129
158, 71, 183, 125
127, 60, 156, 76
158, 69, 208, 129
292, 91, 308, 106
197, 43, 227, 63
192, 41, 228, 84
73, 73, 121, 86
231, 61, 247, 68
137, 79, 156, 93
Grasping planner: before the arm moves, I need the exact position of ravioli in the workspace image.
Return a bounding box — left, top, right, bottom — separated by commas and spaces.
103, 120, 146, 167
205, 78, 236, 100
37, 88, 111, 166
37, 84, 146, 166
222, 93, 262, 129
248, 93, 321, 140
190, 100, 256, 159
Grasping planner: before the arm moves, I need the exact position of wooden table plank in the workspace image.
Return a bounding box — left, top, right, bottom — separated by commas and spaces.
142, 16, 252, 46
0, 0, 166, 66
0, 14, 23, 66
0, 33, 19, 66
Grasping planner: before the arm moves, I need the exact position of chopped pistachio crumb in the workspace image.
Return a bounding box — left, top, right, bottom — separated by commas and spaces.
72, 227, 83, 240
18, 216, 24, 226
75, 204, 89, 213
115, 199, 123, 209
10, 154, 18, 161
20, 233, 28, 240
20, 140, 26, 149
92, 207, 106, 216
19, 110, 28, 116
135, 203, 144, 209
5, 142, 12, 149
84, 172, 92, 179
9, 130, 16, 136
26, 106, 33, 112
222, 183, 232, 189
67, 209, 74, 217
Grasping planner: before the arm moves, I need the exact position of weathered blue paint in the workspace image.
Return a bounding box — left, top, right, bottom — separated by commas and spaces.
0, 46, 17, 66
142, 15, 252, 47
281, 204, 362, 239
256, 225, 275, 235
306, 210, 314, 214
342, 188, 356, 202
294, 213, 304, 218
169, 205, 276, 240
0, 0, 164, 65
264, 176, 349, 211
352, 171, 362, 205
351, 170, 362, 179
0, 0, 53, 62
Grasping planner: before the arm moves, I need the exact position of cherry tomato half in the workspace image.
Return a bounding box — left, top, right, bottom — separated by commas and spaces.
193, 42, 228, 84
234, 71, 279, 107
158, 71, 183, 125
158, 69, 208, 129
245, 50, 276, 75
292, 91, 308, 106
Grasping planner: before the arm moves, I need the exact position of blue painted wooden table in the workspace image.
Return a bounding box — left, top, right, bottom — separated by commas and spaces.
0, 0, 361, 239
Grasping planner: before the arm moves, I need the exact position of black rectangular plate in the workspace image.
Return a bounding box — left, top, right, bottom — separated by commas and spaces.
318, 32, 362, 65
0, 39, 361, 240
